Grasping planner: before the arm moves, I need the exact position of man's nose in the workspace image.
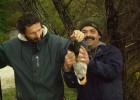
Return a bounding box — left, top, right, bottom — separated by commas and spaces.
85, 31, 91, 36
35, 32, 40, 38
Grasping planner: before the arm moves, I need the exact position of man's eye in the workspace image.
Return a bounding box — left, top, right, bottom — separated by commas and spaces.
30, 32, 36, 35
90, 30, 95, 33
81, 31, 87, 33
38, 28, 42, 32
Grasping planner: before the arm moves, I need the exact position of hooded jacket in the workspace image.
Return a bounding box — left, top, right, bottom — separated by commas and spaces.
63, 42, 123, 100
0, 26, 71, 100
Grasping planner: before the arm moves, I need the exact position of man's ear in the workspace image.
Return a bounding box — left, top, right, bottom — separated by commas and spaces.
98, 35, 102, 41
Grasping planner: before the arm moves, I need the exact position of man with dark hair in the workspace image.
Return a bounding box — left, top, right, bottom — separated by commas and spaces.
0, 12, 85, 100
63, 20, 123, 100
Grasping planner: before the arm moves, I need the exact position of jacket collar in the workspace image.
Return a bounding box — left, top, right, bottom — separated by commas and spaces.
89, 42, 106, 54
18, 25, 48, 41
97, 42, 106, 46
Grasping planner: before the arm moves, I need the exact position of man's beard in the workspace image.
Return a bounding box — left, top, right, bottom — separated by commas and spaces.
25, 33, 43, 42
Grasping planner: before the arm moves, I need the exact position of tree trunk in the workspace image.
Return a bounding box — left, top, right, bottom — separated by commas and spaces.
18, 0, 58, 34
52, 0, 74, 36
104, 0, 126, 80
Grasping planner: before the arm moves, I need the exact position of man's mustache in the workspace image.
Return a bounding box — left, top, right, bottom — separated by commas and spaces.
84, 36, 95, 40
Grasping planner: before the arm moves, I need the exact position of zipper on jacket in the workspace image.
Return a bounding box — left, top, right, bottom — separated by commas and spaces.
36, 56, 39, 67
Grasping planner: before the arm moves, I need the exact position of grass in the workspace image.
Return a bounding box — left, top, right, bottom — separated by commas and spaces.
2, 88, 16, 100
1, 83, 77, 100
64, 84, 77, 100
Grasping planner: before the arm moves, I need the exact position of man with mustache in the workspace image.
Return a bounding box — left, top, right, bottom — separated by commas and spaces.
0, 12, 85, 100
63, 21, 123, 100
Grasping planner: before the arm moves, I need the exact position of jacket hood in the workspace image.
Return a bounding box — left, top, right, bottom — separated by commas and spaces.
17, 25, 48, 41
96, 42, 106, 54
89, 42, 106, 56
97, 42, 106, 47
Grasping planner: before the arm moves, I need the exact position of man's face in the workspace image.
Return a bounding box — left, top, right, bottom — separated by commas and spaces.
81, 26, 101, 48
24, 22, 43, 42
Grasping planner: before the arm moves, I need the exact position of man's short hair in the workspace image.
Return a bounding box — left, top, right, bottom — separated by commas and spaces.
16, 12, 40, 34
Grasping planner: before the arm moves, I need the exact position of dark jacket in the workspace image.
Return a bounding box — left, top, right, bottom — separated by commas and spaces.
0, 26, 71, 100
63, 43, 123, 100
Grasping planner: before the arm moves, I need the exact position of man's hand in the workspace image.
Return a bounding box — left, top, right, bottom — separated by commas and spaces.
64, 50, 76, 72
70, 30, 84, 42
78, 46, 89, 65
